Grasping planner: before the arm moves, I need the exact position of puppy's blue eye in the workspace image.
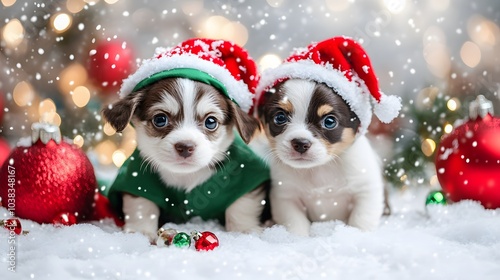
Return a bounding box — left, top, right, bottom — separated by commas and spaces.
205, 116, 218, 130
273, 111, 288, 126
322, 115, 338, 129
152, 114, 168, 128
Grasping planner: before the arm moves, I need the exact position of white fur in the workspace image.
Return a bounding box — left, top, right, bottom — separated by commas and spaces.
268, 80, 384, 236
135, 79, 232, 185
124, 78, 263, 241
122, 194, 160, 241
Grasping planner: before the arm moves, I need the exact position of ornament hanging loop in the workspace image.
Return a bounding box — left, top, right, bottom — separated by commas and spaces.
469, 95, 494, 120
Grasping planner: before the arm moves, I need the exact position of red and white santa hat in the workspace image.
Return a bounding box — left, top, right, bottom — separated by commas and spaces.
119, 38, 258, 113
256, 36, 401, 135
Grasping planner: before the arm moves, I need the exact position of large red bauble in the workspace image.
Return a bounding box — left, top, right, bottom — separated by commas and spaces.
0, 138, 10, 167
0, 139, 97, 223
435, 114, 500, 209
88, 41, 134, 93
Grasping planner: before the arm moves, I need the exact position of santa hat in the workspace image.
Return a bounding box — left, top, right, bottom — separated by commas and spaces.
256, 36, 401, 135
119, 38, 258, 113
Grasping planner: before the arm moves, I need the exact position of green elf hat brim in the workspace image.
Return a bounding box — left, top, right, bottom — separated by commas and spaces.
132, 68, 238, 106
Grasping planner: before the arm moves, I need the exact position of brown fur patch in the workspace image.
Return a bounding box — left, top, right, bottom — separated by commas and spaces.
260, 83, 291, 137
317, 104, 334, 117
324, 128, 356, 156
134, 79, 185, 139
306, 83, 360, 144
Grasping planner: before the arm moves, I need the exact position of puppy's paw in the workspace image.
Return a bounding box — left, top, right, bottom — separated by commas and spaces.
124, 227, 158, 243
347, 214, 380, 231
226, 223, 264, 234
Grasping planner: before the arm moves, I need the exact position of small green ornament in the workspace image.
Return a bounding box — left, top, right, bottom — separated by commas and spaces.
172, 232, 191, 248
425, 190, 447, 205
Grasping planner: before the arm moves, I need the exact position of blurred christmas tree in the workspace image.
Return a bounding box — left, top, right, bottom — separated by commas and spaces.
384, 68, 500, 189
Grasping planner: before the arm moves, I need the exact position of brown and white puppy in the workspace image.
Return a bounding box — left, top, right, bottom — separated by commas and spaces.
259, 79, 385, 236
103, 78, 265, 240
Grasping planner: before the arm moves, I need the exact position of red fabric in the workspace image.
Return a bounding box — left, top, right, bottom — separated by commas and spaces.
284, 37, 381, 102
157, 38, 258, 94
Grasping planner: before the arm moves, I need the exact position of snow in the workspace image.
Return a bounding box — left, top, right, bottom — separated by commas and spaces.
1, 188, 500, 280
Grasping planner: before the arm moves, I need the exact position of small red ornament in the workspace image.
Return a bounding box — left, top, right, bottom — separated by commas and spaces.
0, 123, 97, 223
52, 212, 78, 226
88, 40, 135, 93
1, 218, 22, 235
435, 95, 500, 209
193, 231, 219, 251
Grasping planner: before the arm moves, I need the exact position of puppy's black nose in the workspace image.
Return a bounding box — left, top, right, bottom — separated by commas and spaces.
174, 142, 196, 158
291, 138, 311, 154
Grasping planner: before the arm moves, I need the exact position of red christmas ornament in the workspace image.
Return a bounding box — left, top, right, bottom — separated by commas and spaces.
193, 231, 219, 251
1, 218, 22, 235
0, 123, 97, 223
0, 138, 10, 167
435, 95, 500, 209
91, 192, 124, 227
88, 40, 135, 93
52, 212, 78, 226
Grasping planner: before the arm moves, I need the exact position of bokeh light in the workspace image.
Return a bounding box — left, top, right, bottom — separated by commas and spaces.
421, 138, 437, 157
2, 19, 24, 48
72, 86, 91, 108
52, 13, 73, 33
13, 81, 35, 107
112, 149, 127, 167
446, 98, 460, 111
468, 15, 499, 47
66, 0, 86, 13
258, 54, 282, 71
200, 16, 248, 46
444, 123, 454, 134
1, 0, 17, 7
95, 140, 117, 165
325, 0, 350, 11
39, 98, 57, 117
460, 41, 481, 68
73, 135, 84, 148
58, 63, 88, 94
181, 0, 203, 15
103, 122, 116, 136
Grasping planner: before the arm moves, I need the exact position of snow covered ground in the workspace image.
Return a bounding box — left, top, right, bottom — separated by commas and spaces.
1, 187, 499, 280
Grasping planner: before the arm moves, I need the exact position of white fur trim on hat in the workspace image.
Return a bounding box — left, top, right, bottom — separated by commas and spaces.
257, 60, 373, 135
119, 53, 254, 113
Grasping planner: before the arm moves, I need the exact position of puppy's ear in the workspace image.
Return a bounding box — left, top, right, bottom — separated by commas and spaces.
102, 92, 143, 132
257, 91, 274, 123
229, 102, 261, 144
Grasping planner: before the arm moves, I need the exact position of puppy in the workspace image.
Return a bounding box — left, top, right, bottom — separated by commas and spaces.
258, 79, 385, 236
103, 78, 268, 240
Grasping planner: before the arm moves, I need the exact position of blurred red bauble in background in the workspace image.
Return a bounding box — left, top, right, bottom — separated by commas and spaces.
0, 123, 97, 223
0, 138, 9, 167
88, 40, 135, 93
435, 95, 500, 209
